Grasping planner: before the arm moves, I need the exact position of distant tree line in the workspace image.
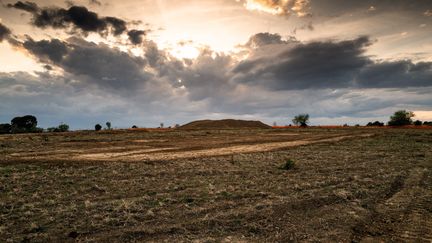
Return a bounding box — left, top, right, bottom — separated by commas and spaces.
289, 110, 432, 128
0, 115, 70, 134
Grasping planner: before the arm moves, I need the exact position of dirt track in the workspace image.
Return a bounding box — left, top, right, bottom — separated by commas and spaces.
76, 133, 374, 161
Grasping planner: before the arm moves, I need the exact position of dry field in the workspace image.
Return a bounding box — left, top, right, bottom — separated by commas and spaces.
0, 128, 431, 242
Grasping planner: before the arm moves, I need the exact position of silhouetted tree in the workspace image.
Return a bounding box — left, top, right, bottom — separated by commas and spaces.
0, 123, 11, 134
424, 121, 432, 126
95, 124, 102, 131
388, 110, 414, 126
292, 114, 309, 127
413, 120, 422, 126
11, 115, 38, 133
132, 125, 138, 129
106, 122, 111, 130
58, 123, 69, 132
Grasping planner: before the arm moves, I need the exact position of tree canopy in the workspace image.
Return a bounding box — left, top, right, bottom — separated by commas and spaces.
292, 114, 310, 127
388, 110, 414, 126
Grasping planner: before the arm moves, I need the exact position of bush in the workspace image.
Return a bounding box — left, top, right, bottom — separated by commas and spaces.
0, 123, 11, 134
95, 124, 102, 131
280, 159, 296, 170
388, 110, 414, 126
366, 121, 384, 127
132, 125, 138, 129
424, 121, 432, 126
58, 123, 69, 132
413, 120, 422, 126
47, 123, 70, 132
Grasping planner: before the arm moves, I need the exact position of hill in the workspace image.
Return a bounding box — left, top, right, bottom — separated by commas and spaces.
180, 119, 271, 129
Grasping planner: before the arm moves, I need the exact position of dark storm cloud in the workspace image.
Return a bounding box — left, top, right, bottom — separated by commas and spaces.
232, 34, 432, 90
21, 37, 151, 91
6, 1, 38, 12
233, 36, 372, 89
23, 38, 68, 63
7, 1, 145, 44
357, 60, 432, 88
0, 23, 11, 42
127, 29, 146, 45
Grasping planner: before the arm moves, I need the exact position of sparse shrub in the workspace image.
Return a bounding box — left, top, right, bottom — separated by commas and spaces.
280, 159, 296, 170
388, 110, 414, 126
366, 121, 384, 127
355, 124, 360, 127
175, 124, 180, 128
95, 124, 102, 131
292, 114, 309, 127
413, 120, 422, 126
47, 123, 69, 132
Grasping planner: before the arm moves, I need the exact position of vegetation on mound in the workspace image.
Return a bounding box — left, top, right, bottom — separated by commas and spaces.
180, 119, 271, 129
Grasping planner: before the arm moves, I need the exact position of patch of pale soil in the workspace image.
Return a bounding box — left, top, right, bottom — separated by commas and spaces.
79, 148, 175, 160
74, 134, 373, 162
267, 133, 301, 136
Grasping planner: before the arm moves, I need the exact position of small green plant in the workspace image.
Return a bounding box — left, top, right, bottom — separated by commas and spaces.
280, 159, 296, 170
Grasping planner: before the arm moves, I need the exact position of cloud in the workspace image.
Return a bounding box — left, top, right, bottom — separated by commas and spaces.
6, 1, 38, 12
241, 0, 311, 17
242, 32, 293, 48
127, 29, 146, 45
23, 38, 69, 63
89, 0, 102, 6
7, 1, 145, 44
0, 23, 11, 42
357, 61, 432, 88
21, 37, 151, 91
233, 36, 372, 89
232, 34, 432, 90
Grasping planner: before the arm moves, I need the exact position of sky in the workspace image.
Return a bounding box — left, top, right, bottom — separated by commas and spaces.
0, 0, 432, 129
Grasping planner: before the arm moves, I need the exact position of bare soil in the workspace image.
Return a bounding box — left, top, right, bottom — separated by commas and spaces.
0, 128, 431, 242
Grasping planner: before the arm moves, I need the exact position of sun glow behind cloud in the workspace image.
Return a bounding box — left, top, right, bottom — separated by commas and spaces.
241, 0, 310, 17
169, 43, 200, 60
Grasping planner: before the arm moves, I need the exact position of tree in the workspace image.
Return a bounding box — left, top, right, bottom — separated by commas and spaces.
388, 110, 414, 126
11, 115, 38, 133
95, 124, 102, 131
292, 114, 310, 127
0, 123, 11, 134
58, 123, 69, 132
132, 125, 138, 129
424, 121, 432, 126
106, 122, 111, 130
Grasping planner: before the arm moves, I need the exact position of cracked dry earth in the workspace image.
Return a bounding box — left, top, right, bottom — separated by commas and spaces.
0, 128, 431, 242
